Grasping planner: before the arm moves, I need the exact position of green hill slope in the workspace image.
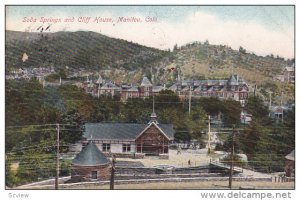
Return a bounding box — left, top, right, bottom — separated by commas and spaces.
5, 30, 169, 73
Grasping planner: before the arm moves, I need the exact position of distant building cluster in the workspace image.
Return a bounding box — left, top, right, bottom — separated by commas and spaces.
5, 67, 55, 81
83, 73, 249, 105
169, 74, 249, 105
274, 65, 295, 84
83, 75, 165, 101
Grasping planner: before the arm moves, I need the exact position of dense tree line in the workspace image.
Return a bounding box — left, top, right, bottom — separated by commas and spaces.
217, 95, 295, 173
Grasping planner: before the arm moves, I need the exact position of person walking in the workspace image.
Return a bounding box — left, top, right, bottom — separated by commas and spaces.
177, 145, 181, 155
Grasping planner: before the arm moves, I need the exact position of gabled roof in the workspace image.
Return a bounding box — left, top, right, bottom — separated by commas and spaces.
72, 141, 110, 166
135, 122, 172, 140
285, 150, 295, 161
84, 123, 174, 141
141, 76, 152, 87
96, 75, 103, 84
228, 74, 239, 86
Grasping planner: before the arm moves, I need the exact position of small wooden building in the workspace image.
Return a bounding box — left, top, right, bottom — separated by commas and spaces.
82, 112, 174, 158
285, 150, 295, 177
71, 141, 110, 182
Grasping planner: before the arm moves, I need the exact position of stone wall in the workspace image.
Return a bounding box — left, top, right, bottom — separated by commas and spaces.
71, 164, 110, 182
115, 173, 223, 180
116, 167, 157, 175
115, 166, 211, 175
103, 152, 145, 159
174, 166, 210, 174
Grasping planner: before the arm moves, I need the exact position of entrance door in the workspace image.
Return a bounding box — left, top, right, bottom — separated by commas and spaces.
138, 140, 161, 155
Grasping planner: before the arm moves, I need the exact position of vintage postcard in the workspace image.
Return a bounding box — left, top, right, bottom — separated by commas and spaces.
4, 4, 295, 197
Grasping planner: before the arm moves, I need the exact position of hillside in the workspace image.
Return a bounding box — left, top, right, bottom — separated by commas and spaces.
158, 42, 293, 85
5, 30, 169, 75
6, 31, 294, 88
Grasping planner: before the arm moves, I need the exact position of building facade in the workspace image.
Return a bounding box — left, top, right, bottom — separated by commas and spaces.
82, 73, 249, 104
84, 74, 121, 98
283, 66, 295, 84
82, 114, 174, 158
285, 150, 295, 177
169, 74, 249, 105
83, 75, 165, 100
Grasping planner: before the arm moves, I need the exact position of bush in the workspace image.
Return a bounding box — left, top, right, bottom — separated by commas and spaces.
220, 154, 246, 167
60, 159, 71, 176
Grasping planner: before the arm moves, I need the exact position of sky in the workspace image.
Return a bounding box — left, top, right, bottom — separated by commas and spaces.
6, 6, 294, 58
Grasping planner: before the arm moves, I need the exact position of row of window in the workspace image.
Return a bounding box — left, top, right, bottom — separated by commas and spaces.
239, 93, 248, 99
193, 92, 225, 97
102, 143, 131, 152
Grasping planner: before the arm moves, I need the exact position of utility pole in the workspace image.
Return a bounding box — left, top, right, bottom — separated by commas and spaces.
229, 125, 235, 189
153, 95, 155, 113
268, 91, 273, 117
110, 155, 116, 190
151, 66, 154, 85
188, 86, 192, 115
280, 91, 284, 122
207, 115, 211, 154
280, 91, 283, 107
55, 123, 60, 190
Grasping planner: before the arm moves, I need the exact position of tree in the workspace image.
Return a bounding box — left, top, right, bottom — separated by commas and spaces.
60, 160, 71, 176
221, 50, 226, 60
239, 120, 264, 156
204, 40, 210, 45
196, 97, 223, 116
6, 79, 44, 126
283, 106, 295, 148
186, 106, 206, 141
239, 46, 246, 54
173, 44, 178, 52
221, 154, 246, 167
59, 109, 84, 144
246, 95, 269, 120
221, 100, 241, 127
155, 90, 181, 110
